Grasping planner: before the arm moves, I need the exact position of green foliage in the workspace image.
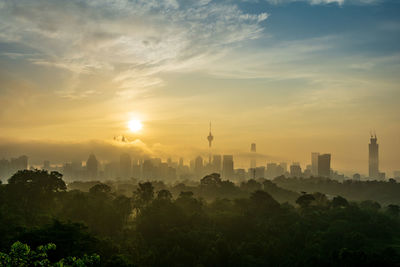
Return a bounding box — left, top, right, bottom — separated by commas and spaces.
0, 241, 99, 266
2, 171, 400, 266
296, 193, 315, 208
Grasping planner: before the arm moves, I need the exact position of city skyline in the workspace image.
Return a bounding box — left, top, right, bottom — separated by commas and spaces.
0, 129, 396, 177
0, 132, 397, 180
0, 0, 399, 175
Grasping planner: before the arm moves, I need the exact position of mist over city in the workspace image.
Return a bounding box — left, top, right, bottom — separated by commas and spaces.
0, 0, 399, 266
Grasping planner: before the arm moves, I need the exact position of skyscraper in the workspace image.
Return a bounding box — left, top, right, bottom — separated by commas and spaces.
290, 163, 302, 177
222, 155, 234, 180
318, 154, 331, 177
194, 156, 204, 176
266, 163, 278, 179
86, 154, 98, 179
207, 122, 214, 148
120, 153, 132, 179
311, 152, 319, 176
250, 143, 256, 169
207, 122, 214, 164
212, 155, 222, 173
369, 135, 379, 179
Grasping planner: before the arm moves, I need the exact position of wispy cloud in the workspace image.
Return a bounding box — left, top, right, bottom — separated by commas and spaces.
264, 0, 381, 5
0, 0, 268, 98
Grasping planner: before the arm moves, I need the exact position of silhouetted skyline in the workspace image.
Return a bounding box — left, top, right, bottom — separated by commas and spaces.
0, 0, 399, 176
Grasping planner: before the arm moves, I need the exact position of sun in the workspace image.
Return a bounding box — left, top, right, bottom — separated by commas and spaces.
128, 119, 142, 133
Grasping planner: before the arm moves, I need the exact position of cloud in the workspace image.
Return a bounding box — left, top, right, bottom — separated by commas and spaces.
0, 137, 159, 166
264, 0, 381, 5
0, 0, 268, 97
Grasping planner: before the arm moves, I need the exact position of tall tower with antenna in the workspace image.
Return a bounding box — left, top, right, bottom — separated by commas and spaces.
207, 122, 214, 148
369, 132, 379, 179
207, 122, 214, 164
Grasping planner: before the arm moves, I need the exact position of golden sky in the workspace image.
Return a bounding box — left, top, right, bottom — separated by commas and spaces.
0, 0, 399, 175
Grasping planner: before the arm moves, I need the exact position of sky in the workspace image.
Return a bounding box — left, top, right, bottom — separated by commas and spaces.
0, 0, 399, 175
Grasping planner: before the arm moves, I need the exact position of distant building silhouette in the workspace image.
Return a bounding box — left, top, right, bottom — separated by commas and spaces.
207, 122, 214, 148
279, 162, 287, 174
212, 155, 222, 173
250, 143, 256, 169
120, 153, 132, 179
142, 159, 154, 179
311, 152, 319, 176
222, 155, 234, 179
318, 154, 331, 178
194, 156, 203, 176
290, 163, 302, 177
266, 163, 278, 179
11, 155, 28, 173
43, 160, 50, 170
86, 154, 98, 179
255, 166, 265, 179
369, 135, 379, 179
304, 164, 312, 178
353, 173, 361, 180
207, 122, 214, 164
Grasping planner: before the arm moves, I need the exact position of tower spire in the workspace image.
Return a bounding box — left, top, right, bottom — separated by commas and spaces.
207, 122, 214, 148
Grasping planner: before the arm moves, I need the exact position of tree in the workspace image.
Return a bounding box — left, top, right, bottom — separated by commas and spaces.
8, 169, 66, 193
5, 170, 67, 225
200, 173, 222, 187
89, 183, 111, 195
0, 241, 100, 266
386, 204, 400, 217
157, 189, 173, 201
240, 179, 262, 192
133, 182, 154, 213
296, 193, 315, 208
136, 182, 154, 203
249, 190, 280, 211
331, 196, 349, 208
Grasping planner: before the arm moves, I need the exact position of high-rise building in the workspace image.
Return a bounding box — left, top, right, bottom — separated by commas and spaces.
43, 160, 50, 170
179, 157, 184, 167
86, 154, 98, 179
207, 122, 214, 164
120, 153, 132, 179
255, 166, 265, 179
212, 155, 222, 173
207, 122, 214, 148
10, 155, 28, 174
311, 152, 319, 176
142, 159, 154, 179
279, 162, 287, 173
290, 163, 302, 177
266, 163, 278, 179
304, 165, 312, 178
105, 161, 119, 179
250, 143, 256, 169
369, 135, 379, 179
318, 154, 331, 178
194, 156, 204, 176
222, 155, 234, 179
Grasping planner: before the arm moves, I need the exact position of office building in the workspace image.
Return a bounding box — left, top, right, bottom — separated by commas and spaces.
318, 154, 331, 178
222, 155, 234, 179
120, 153, 132, 179
86, 154, 98, 179
311, 152, 319, 176
290, 163, 302, 177
369, 135, 379, 179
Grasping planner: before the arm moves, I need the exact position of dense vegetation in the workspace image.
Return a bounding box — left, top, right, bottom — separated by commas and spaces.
1, 170, 400, 266
274, 175, 400, 206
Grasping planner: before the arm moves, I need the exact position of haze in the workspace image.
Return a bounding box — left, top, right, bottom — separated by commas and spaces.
0, 0, 399, 175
